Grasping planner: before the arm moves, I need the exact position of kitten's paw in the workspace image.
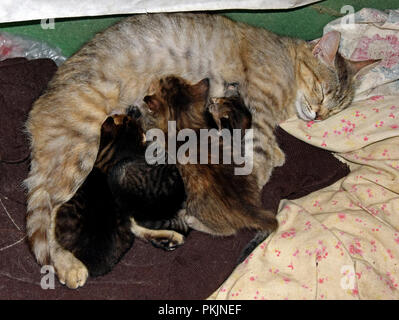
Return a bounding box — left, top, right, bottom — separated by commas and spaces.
53, 249, 88, 289
150, 232, 185, 251
207, 99, 218, 112
130, 218, 185, 251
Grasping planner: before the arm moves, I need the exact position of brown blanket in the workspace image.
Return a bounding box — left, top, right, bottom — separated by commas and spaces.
0, 58, 348, 299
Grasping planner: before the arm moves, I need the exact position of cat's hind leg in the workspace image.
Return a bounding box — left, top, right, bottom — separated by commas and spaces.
130, 218, 185, 251
25, 82, 115, 284
50, 205, 89, 289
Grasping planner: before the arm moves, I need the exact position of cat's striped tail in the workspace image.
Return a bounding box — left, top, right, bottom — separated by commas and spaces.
24, 144, 59, 265
24, 128, 101, 266
24, 88, 108, 266
25, 179, 52, 265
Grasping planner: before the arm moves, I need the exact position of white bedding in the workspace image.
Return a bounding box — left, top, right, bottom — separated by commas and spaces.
0, 0, 321, 23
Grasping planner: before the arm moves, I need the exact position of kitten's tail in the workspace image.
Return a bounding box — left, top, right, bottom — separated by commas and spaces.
237, 231, 270, 264
237, 208, 277, 264
251, 208, 278, 234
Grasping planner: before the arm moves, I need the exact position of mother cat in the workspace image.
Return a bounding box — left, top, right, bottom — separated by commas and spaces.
25, 13, 376, 288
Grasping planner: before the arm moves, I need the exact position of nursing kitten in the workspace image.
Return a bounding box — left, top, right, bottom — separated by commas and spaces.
143, 75, 277, 236
104, 112, 188, 237
207, 83, 252, 136
25, 13, 378, 288
56, 112, 187, 277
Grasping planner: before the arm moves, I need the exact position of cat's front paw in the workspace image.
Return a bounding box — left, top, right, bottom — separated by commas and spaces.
52, 249, 88, 289
273, 145, 286, 168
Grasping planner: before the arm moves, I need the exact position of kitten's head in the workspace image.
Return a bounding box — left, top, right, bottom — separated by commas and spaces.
98, 115, 126, 152
143, 76, 210, 131
95, 114, 145, 171
296, 31, 379, 121
207, 96, 252, 132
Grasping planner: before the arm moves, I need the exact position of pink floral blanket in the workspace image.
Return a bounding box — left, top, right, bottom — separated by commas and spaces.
209, 9, 399, 300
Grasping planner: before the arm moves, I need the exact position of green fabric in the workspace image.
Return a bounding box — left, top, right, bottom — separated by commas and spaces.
0, 0, 398, 57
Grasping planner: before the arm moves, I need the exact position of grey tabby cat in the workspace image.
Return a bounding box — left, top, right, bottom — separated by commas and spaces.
25, 13, 377, 288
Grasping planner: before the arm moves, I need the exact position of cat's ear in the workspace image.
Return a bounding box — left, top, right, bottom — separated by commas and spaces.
102, 116, 116, 134
312, 31, 341, 67
143, 94, 162, 113
347, 58, 381, 79
99, 116, 118, 147
113, 114, 127, 125
189, 78, 210, 101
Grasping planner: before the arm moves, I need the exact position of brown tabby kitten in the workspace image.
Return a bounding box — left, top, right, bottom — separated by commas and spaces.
143, 75, 277, 236
25, 13, 378, 288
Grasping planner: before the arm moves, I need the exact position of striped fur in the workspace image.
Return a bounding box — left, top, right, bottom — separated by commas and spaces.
55, 113, 187, 280
143, 76, 277, 236
25, 13, 374, 287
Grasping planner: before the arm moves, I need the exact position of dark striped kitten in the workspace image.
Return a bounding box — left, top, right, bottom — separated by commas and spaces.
104, 112, 188, 236
55, 112, 187, 277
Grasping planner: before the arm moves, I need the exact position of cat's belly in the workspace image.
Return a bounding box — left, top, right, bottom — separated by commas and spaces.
84, 17, 247, 113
